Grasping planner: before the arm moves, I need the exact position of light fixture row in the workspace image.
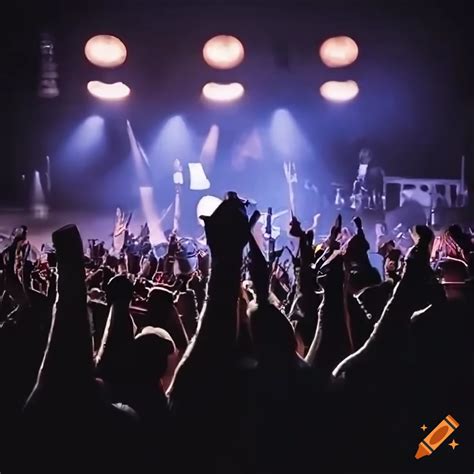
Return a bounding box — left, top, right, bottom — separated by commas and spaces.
84, 34, 359, 102
84, 34, 358, 69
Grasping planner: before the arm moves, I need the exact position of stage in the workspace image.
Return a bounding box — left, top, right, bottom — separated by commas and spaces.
0, 208, 149, 250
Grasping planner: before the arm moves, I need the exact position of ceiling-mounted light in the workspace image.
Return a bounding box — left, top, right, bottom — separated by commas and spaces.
320, 80, 359, 102
202, 82, 244, 102
87, 81, 130, 100
320, 36, 358, 68
85, 35, 127, 68
203, 35, 244, 69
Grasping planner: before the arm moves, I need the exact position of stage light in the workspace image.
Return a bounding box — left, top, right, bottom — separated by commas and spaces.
320, 80, 359, 102
32, 170, 49, 219
270, 109, 312, 159
202, 82, 244, 102
320, 36, 358, 68
232, 128, 263, 170
69, 115, 105, 147
127, 120, 152, 186
199, 124, 219, 168
85, 34, 127, 68
62, 115, 105, 163
196, 195, 222, 226
203, 35, 244, 69
151, 115, 194, 166
87, 81, 130, 100
139, 186, 166, 246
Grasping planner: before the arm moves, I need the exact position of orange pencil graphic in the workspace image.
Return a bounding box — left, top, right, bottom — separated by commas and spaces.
415, 415, 459, 459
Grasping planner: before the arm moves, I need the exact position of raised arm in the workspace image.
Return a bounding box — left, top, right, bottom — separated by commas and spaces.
168, 193, 249, 390
299, 214, 353, 373
289, 216, 318, 321
28, 224, 93, 396
305, 250, 352, 376
95, 274, 136, 387
332, 225, 435, 381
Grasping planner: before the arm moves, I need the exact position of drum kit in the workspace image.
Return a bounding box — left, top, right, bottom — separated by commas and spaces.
151, 235, 206, 276
331, 181, 384, 212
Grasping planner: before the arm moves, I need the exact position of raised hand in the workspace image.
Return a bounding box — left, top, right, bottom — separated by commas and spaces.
403, 225, 435, 288
328, 214, 342, 249
344, 215, 370, 264
317, 250, 344, 290
352, 216, 362, 232
289, 215, 304, 238
283, 161, 297, 183
200, 191, 249, 261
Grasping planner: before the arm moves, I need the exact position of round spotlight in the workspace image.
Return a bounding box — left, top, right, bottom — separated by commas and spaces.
196, 195, 223, 226
320, 36, 358, 68
85, 35, 127, 68
87, 81, 130, 100
202, 82, 244, 102
203, 35, 244, 69
320, 80, 359, 102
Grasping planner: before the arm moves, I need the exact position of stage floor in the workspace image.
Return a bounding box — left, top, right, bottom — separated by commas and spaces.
0, 208, 148, 249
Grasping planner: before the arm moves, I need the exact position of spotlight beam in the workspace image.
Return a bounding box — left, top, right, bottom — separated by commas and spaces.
127, 121, 166, 246
199, 124, 219, 169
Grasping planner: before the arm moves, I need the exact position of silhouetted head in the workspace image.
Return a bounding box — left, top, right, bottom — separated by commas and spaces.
347, 264, 382, 295
86, 268, 103, 291
12, 225, 27, 241
248, 301, 296, 363
147, 287, 174, 313
133, 327, 176, 383
104, 255, 119, 269
146, 287, 177, 327
106, 274, 133, 304
447, 224, 463, 240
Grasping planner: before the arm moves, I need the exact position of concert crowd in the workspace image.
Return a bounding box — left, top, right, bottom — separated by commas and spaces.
0, 192, 472, 473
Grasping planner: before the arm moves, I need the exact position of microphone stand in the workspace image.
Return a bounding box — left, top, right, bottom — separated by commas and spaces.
266, 207, 275, 264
